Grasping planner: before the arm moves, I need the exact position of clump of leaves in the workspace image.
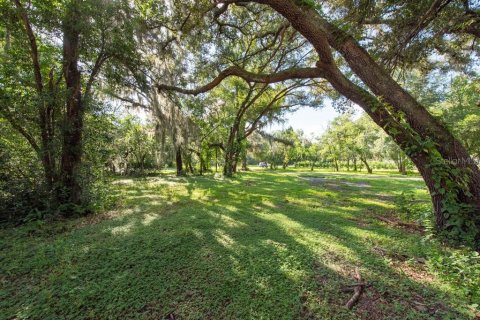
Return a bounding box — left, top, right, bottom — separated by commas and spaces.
395, 190, 431, 223
295, 0, 317, 9
427, 247, 480, 306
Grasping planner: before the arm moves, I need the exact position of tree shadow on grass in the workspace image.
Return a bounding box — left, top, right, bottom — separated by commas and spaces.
0, 172, 472, 320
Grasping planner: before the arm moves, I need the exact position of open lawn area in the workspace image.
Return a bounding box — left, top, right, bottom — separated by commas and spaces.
1, 170, 477, 319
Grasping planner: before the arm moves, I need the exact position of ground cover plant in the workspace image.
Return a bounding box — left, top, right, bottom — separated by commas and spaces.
1, 0, 480, 319
2, 170, 478, 319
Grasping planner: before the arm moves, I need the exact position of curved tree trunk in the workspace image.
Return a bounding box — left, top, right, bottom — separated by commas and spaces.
259, 0, 480, 245
156, 0, 480, 245
360, 156, 373, 174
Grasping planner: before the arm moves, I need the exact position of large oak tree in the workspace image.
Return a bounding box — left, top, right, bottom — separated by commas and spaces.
158, 0, 480, 246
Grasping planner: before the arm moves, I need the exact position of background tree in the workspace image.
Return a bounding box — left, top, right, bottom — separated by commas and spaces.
1, 0, 140, 214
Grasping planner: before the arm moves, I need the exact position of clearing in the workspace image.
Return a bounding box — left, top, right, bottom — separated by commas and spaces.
0, 170, 475, 319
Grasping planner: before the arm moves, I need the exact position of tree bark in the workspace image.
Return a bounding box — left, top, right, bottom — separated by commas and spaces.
59, 3, 83, 207
224, 121, 239, 177
242, 155, 248, 171
12, 0, 57, 194
398, 152, 407, 175
224, 151, 235, 177
176, 147, 183, 176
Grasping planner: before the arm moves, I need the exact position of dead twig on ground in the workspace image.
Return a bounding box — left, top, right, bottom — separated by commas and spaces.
345, 268, 367, 309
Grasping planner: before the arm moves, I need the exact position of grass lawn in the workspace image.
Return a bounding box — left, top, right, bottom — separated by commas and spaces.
1, 170, 477, 319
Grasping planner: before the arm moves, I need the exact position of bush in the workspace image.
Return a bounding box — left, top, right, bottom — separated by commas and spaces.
394, 190, 432, 223
395, 191, 480, 305
427, 247, 480, 303
0, 129, 50, 223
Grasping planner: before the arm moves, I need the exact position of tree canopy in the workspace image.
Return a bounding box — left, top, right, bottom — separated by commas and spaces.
1, 0, 479, 244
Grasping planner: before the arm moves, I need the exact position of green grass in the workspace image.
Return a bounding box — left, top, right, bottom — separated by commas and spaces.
1, 170, 477, 319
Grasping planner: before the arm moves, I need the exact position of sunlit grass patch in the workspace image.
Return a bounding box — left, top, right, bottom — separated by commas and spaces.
1, 170, 477, 319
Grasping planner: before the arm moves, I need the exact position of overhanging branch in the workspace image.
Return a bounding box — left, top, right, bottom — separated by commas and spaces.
157, 66, 324, 95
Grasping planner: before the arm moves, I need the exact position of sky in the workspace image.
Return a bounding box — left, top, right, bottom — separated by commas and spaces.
125, 98, 363, 137
266, 101, 362, 137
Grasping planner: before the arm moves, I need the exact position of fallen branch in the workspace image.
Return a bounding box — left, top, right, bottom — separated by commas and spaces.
345, 268, 365, 309
376, 216, 423, 231
343, 282, 372, 288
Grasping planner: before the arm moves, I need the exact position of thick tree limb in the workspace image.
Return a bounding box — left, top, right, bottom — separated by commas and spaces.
208, 143, 225, 151
157, 66, 323, 95
12, 0, 43, 93
84, 28, 110, 99
0, 108, 40, 153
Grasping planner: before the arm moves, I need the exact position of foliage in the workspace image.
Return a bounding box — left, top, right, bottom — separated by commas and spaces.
395, 190, 432, 223
427, 247, 480, 302
395, 188, 480, 302
430, 75, 480, 158
0, 120, 49, 222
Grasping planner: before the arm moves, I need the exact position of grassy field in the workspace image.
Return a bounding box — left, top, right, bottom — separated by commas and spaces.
1, 170, 477, 319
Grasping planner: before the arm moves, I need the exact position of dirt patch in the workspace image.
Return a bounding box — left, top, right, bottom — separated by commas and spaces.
307, 173, 423, 181
390, 260, 434, 284
347, 216, 370, 228
360, 192, 396, 202
376, 215, 425, 234
300, 176, 371, 189
353, 286, 391, 320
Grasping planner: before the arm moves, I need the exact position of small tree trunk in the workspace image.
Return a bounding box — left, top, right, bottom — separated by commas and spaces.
199, 156, 204, 176
188, 160, 194, 174
176, 147, 183, 176
361, 157, 373, 174
242, 156, 248, 171
223, 151, 235, 177
398, 153, 407, 175
224, 124, 239, 177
